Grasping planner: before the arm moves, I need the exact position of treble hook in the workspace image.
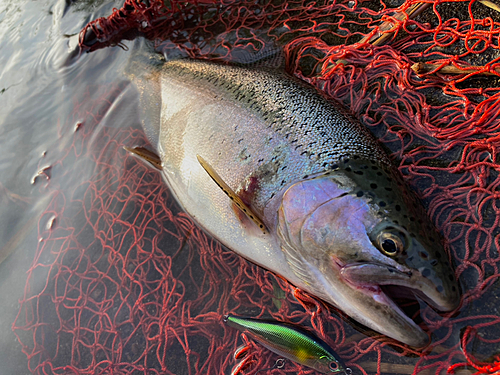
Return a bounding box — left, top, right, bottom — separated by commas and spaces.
256, 358, 286, 374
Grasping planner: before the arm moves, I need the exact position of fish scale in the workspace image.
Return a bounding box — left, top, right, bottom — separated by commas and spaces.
134, 58, 460, 347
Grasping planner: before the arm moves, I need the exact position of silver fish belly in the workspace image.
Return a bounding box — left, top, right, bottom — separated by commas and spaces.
137, 59, 460, 347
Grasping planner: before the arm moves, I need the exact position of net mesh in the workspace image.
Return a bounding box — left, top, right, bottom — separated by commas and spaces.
12, 0, 500, 374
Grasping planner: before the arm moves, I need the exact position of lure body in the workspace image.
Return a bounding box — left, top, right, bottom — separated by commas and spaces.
134, 59, 460, 347
224, 315, 348, 374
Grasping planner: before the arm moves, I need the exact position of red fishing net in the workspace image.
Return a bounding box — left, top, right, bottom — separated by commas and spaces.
12, 0, 500, 374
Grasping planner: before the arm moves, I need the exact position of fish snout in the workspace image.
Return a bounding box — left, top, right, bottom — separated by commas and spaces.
415, 260, 460, 312
402, 239, 461, 312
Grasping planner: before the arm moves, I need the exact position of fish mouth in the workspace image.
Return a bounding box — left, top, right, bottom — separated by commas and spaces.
339, 262, 458, 347
340, 262, 458, 311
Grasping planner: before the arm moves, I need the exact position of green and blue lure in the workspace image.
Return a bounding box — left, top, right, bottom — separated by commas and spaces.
224, 314, 351, 374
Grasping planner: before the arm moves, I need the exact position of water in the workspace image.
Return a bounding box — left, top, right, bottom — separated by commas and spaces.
0, 0, 146, 372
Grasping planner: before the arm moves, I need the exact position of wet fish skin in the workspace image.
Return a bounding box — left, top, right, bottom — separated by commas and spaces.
224, 314, 349, 374
137, 59, 460, 347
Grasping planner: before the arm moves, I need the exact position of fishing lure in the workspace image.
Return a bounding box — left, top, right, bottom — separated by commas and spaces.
224, 314, 351, 374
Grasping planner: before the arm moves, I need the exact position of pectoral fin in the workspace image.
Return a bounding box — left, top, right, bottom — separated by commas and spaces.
124, 146, 163, 170
196, 155, 268, 234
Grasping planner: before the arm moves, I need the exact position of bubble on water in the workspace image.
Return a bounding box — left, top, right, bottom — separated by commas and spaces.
31, 165, 52, 184
46, 215, 56, 230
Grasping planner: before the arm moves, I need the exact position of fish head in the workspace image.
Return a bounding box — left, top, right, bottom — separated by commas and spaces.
276, 157, 460, 347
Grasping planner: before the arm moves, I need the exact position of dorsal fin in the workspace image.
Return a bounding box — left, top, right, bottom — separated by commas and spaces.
196, 155, 268, 234
124, 146, 163, 170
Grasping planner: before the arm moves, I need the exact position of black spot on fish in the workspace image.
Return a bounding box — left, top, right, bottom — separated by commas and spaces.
435, 252, 442, 259
303, 175, 309, 179
370, 183, 378, 189
345, 167, 352, 172
448, 274, 455, 281
354, 170, 363, 175
357, 191, 364, 197
371, 165, 379, 170
395, 205, 401, 211
385, 187, 392, 191
377, 172, 383, 176
422, 269, 431, 278
452, 286, 457, 292
379, 201, 386, 207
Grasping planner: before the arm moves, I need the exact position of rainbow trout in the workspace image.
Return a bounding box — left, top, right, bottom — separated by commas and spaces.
133, 59, 460, 347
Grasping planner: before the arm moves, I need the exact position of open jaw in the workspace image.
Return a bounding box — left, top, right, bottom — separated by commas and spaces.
339, 262, 450, 348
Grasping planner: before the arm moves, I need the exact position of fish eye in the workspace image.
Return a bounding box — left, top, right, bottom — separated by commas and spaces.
329, 361, 339, 371
377, 229, 406, 257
